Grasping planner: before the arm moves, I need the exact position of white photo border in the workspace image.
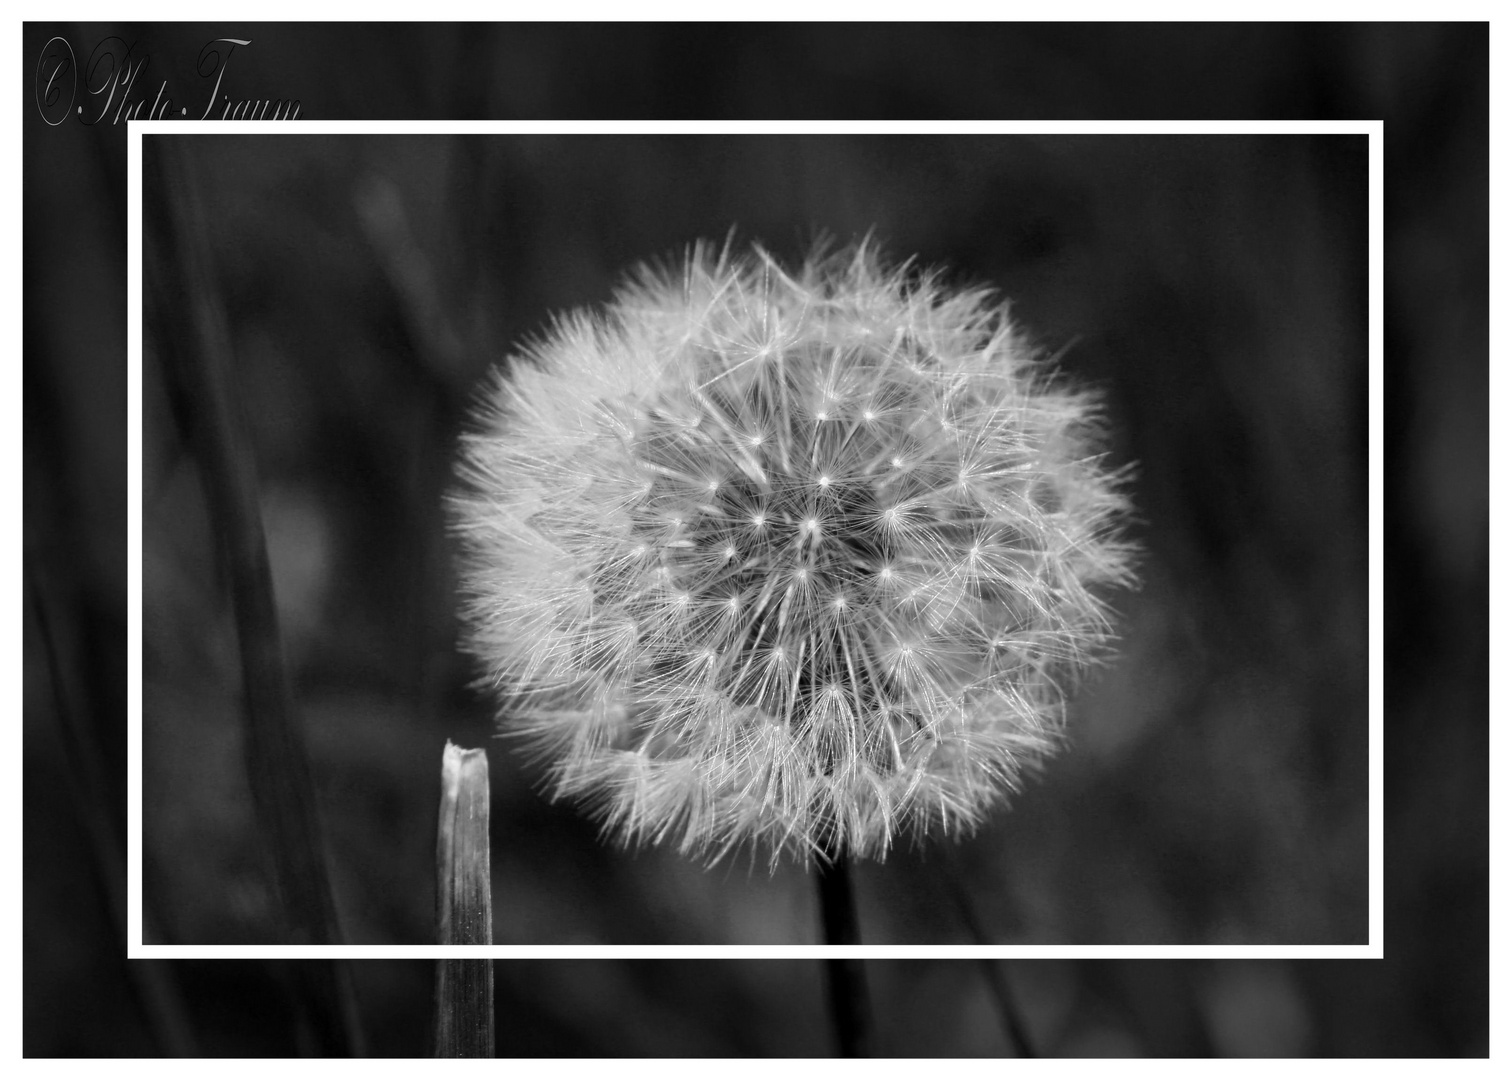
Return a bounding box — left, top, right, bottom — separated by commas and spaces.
126, 118, 1384, 960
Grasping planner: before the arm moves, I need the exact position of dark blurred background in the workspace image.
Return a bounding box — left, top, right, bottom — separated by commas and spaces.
23, 23, 1484, 1056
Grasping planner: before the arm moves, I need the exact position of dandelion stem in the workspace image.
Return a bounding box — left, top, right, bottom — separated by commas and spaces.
818, 850, 873, 1057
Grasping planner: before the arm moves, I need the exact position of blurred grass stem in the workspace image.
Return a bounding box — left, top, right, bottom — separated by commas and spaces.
152, 142, 363, 1056
27, 561, 199, 1055
942, 856, 1037, 1056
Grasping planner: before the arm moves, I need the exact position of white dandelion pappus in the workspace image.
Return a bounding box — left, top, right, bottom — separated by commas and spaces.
453, 241, 1136, 866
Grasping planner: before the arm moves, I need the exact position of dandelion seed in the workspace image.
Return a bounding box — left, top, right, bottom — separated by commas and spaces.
452, 240, 1136, 866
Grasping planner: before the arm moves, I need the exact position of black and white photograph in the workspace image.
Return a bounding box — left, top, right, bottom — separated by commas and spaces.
139, 128, 1367, 953
23, 20, 1489, 1060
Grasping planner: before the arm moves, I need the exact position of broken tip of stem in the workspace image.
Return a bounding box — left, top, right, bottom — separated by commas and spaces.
434, 741, 494, 1057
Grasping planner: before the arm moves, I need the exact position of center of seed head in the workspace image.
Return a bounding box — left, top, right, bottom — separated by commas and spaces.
611, 354, 959, 768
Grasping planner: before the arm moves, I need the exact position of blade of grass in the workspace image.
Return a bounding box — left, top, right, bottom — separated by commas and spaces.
941, 853, 1037, 1057
148, 140, 362, 1056
434, 742, 494, 1057
26, 560, 199, 1056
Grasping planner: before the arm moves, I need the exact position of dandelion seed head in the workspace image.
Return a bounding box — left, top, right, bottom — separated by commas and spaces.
453, 240, 1136, 866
